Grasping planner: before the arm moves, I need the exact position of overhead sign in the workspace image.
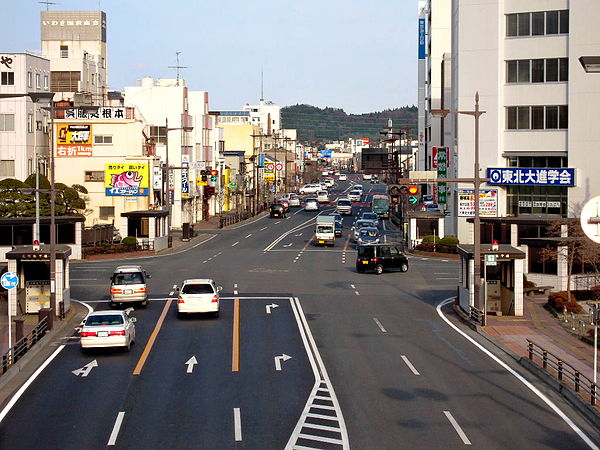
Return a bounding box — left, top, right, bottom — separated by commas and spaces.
487, 168, 575, 186
105, 163, 149, 196
1, 272, 18, 290
56, 124, 92, 157
580, 195, 600, 244
458, 189, 498, 217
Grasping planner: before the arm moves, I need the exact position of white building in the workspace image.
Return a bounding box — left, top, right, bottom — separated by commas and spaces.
41, 10, 108, 105
0, 52, 51, 181
243, 99, 281, 135
447, 0, 600, 291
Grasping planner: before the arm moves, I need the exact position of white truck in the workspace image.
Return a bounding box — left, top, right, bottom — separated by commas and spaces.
315, 215, 336, 247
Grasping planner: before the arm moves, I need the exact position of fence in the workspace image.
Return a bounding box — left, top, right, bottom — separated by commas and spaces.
0, 317, 49, 375
219, 211, 250, 228
82, 224, 116, 246
527, 339, 597, 407
562, 310, 594, 339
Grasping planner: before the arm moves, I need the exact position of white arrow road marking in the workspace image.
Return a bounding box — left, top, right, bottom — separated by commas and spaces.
72, 360, 98, 377
185, 356, 198, 373
294, 233, 303, 236
284, 243, 293, 247
401, 355, 420, 375
266, 303, 279, 314
233, 408, 242, 441
274, 354, 292, 371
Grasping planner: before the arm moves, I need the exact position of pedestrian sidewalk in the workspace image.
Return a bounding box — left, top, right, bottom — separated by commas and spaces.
482, 295, 597, 383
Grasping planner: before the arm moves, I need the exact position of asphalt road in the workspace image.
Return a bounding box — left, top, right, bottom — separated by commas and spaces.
0, 176, 598, 449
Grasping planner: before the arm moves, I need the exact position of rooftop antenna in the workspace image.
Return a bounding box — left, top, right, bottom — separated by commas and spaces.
38, 0, 58, 10
168, 52, 189, 87
260, 69, 264, 101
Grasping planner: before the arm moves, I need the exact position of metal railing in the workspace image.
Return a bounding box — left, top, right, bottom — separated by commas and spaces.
527, 339, 597, 407
470, 306, 484, 324
219, 210, 250, 228
1, 317, 49, 375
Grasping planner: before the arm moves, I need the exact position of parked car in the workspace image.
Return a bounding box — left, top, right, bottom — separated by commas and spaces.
348, 190, 362, 202
317, 190, 330, 203
270, 202, 286, 218
300, 184, 320, 195
80, 309, 136, 352
304, 197, 319, 211
110, 265, 151, 307
176, 279, 222, 317
338, 174, 348, 181
357, 227, 380, 245
288, 193, 301, 207
336, 198, 352, 215
355, 244, 409, 274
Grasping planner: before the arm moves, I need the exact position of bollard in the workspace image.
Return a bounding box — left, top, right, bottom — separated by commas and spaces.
557, 360, 563, 381
543, 350, 548, 369
528, 341, 533, 360
592, 383, 597, 406
38, 307, 54, 331
575, 371, 580, 392
14, 318, 25, 342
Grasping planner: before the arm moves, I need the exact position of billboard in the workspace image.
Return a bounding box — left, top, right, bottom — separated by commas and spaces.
458, 189, 498, 217
105, 163, 149, 196
56, 124, 92, 157
487, 168, 575, 186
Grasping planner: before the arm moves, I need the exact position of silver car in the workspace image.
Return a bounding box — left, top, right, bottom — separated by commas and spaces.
348, 190, 362, 202
110, 265, 151, 307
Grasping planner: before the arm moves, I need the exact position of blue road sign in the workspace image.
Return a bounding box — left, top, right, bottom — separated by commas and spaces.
1, 272, 18, 290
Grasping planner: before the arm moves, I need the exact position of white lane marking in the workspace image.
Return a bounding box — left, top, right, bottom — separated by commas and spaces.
354, 291, 360, 296
231, 241, 239, 247
443, 411, 471, 445
203, 260, 208, 264
234, 291, 238, 295
442, 259, 449, 262
0, 344, 66, 423
373, 317, 387, 333
350, 284, 355, 289
435, 273, 453, 275
107, 412, 126, 446
234, 283, 238, 294
437, 277, 457, 280
260, 227, 268, 231
172, 284, 177, 289
400, 355, 420, 375
284, 243, 293, 247
275, 221, 281, 224
234, 408, 242, 441
72, 299, 93, 315
437, 298, 598, 449
294, 208, 304, 215
264, 215, 322, 252
245, 234, 252, 238
169, 291, 174, 296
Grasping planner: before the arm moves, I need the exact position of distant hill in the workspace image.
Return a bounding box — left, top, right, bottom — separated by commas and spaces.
281, 104, 417, 143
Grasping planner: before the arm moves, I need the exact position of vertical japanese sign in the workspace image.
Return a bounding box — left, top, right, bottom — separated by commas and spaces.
105, 163, 149, 196
181, 164, 190, 198
418, 18, 426, 59
434, 147, 448, 204
56, 124, 92, 157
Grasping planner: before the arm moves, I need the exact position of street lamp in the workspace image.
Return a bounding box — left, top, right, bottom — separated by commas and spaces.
431, 92, 487, 324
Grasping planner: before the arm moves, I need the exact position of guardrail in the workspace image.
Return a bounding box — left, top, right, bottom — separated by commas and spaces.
527, 339, 597, 407
0, 317, 49, 375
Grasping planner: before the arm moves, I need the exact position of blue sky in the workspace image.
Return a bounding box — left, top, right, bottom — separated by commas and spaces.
2, 0, 417, 113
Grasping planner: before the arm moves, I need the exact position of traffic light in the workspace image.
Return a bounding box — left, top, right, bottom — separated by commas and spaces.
205, 186, 215, 196
210, 169, 218, 182
408, 185, 419, 195
200, 169, 208, 182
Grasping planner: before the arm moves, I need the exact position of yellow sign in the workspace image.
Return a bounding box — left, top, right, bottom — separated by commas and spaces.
56, 124, 93, 157
104, 163, 149, 196
196, 178, 208, 186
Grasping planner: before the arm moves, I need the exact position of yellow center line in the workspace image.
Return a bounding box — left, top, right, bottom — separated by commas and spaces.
133, 299, 172, 376
232, 297, 240, 372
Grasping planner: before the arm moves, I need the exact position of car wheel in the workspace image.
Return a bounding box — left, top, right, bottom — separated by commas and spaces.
375, 264, 384, 275
400, 262, 409, 272
140, 299, 148, 308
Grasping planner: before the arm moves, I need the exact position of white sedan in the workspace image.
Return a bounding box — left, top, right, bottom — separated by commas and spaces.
177, 279, 222, 317
80, 309, 136, 351
317, 190, 330, 203
304, 198, 319, 211
338, 174, 347, 181
348, 190, 362, 202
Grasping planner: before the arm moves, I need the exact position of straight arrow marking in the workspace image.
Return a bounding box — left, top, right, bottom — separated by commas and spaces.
266, 303, 279, 314
274, 353, 292, 371
185, 356, 198, 373
72, 359, 98, 377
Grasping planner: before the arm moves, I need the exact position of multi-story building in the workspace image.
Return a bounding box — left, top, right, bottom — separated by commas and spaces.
0, 52, 51, 181
41, 10, 108, 105
243, 99, 281, 135
445, 0, 600, 292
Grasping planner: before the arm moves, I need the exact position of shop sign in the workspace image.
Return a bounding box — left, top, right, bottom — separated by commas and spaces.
105, 163, 149, 196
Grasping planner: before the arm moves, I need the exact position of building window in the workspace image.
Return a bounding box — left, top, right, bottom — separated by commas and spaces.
149, 126, 167, 145
506, 106, 568, 130
44, 74, 49, 89
35, 73, 40, 89
91, 73, 96, 85
84, 170, 104, 181
0, 114, 15, 131
1, 72, 15, 85
94, 135, 113, 144
506, 10, 569, 37
27, 114, 33, 133
0, 160, 15, 177
99, 206, 115, 220
506, 58, 568, 83
60, 45, 68, 58
27, 71, 32, 88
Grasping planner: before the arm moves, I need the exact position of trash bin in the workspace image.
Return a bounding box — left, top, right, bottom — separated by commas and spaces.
182, 223, 191, 241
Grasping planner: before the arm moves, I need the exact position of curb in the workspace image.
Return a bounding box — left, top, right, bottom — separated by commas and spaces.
449, 300, 600, 429
0, 303, 87, 412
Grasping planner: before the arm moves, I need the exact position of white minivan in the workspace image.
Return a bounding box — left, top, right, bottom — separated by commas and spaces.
177, 279, 222, 317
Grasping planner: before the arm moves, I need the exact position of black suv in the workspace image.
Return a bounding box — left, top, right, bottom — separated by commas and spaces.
356, 244, 408, 274
269, 202, 286, 218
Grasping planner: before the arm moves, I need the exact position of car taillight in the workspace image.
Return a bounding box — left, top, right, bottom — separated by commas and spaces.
81, 331, 97, 337
109, 330, 126, 336
371, 258, 378, 262
110, 288, 122, 294
211, 295, 219, 303
178, 296, 184, 303
357, 258, 361, 262
135, 288, 147, 293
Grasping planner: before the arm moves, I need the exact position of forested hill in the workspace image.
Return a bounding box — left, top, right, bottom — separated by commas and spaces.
281, 104, 417, 142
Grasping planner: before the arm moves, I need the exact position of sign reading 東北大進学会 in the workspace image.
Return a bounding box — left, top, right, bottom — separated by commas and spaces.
487, 168, 575, 186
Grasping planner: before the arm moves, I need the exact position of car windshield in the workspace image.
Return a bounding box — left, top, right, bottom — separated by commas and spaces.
181, 284, 214, 294
112, 272, 144, 285
318, 191, 327, 195
86, 315, 124, 326
338, 200, 351, 206
290, 194, 298, 199
350, 191, 360, 195
362, 213, 378, 220
306, 198, 317, 203
317, 225, 334, 233
360, 229, 378, 237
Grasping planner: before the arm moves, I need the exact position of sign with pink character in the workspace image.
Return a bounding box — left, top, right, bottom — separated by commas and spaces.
104, 163, 149, 196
